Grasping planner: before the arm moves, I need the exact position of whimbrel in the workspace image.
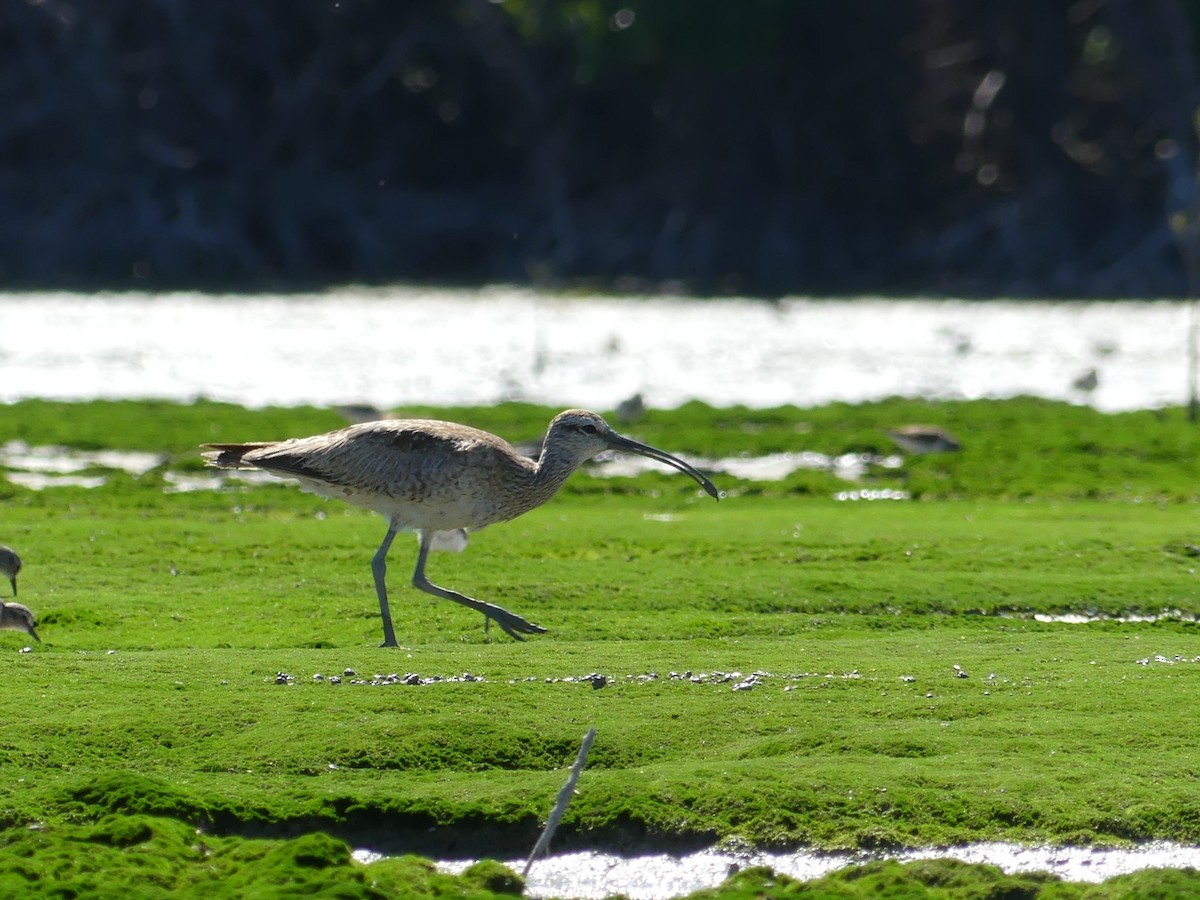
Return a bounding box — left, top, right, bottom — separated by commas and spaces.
0, 545, 20, 597
0, 602, 38, 641
203, 409, 719, 646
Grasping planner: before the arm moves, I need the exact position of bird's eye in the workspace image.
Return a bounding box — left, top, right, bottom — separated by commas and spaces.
580, 424, 597, 435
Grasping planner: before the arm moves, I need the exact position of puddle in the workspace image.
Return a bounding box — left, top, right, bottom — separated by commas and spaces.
592, 450, 901, 484
998, 610, 1200, 625
161, 469, 282, 493
161, 471, 225, 493
1035, 611, 1200, 624
377, 841, 1200, 898
0, 441, 164, 489
7, 472, 110, 489
0, 441, 163, 476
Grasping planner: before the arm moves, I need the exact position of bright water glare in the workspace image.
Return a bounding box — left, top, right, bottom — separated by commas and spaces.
5, 288, 1193, 411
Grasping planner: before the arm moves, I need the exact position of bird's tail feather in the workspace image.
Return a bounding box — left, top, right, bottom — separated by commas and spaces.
201, 443, 274, 468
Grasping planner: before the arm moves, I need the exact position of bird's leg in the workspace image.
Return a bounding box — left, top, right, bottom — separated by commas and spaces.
412, 530, 547, 640
371, 527, 400, 648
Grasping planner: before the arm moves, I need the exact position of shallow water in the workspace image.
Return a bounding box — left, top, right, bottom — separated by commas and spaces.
7, 289, 1194, 411
361, 841, 1200, 898
0, 440, 164, 489
0, 440, 909, 495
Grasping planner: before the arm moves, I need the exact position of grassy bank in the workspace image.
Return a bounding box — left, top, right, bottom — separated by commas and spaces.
3, 397, 1200, 897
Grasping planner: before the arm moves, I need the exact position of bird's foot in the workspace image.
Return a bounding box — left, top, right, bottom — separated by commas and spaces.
485, 605, 548, 642
414, 576, 547, 642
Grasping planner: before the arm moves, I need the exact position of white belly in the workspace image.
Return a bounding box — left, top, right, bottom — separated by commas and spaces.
292, 476, 489, 532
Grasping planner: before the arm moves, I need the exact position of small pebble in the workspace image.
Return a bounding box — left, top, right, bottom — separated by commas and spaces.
732, 673, 763, 691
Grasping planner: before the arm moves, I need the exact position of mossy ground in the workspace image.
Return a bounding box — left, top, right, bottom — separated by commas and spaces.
4, 397, 1200, 897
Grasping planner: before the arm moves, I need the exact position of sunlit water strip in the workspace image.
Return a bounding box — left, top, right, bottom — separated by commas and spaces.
0, 441, 910, 496
351, 842, 1200, 898
6, 289, 1195, 411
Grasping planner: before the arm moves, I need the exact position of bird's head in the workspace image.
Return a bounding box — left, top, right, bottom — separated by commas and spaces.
544, 409, 719, 499
2, 602, 39, 641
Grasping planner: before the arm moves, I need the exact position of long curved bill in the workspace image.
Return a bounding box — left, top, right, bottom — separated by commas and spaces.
609, 435, 720, 499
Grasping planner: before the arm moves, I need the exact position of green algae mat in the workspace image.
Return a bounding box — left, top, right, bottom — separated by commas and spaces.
4, 397, 1200, 898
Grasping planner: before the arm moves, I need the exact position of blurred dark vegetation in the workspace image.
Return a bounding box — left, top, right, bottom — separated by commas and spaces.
5, 0, 1200, 297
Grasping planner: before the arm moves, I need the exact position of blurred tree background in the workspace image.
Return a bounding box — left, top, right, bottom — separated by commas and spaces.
4, 0, 1200, 297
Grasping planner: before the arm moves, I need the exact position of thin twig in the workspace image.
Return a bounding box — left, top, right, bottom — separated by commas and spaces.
524, 727, 596, 877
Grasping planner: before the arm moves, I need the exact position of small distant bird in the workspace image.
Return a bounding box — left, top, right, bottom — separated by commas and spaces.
1072, 368, 1099, 394
615, 393, 646, 424
203, 409, 719, 646
334, 404, 385, 424
0, 545, 21, 597
887, 425, 961, 455
0, 602, 39, 641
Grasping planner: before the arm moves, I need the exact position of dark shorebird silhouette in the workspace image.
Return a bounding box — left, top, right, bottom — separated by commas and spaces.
0, 601, 38, 641
0, 545, 21, 597
887, 425, 961, 455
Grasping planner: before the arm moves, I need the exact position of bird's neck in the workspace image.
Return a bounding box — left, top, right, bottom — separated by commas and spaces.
529, 446, 586, 506
476, 446, 586, 529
